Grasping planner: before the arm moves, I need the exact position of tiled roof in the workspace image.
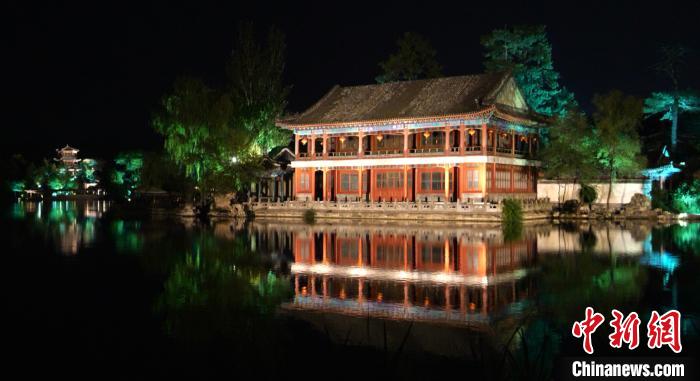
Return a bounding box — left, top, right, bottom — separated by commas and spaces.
279, 72, 522, 127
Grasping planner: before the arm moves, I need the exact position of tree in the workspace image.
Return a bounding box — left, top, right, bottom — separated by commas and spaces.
643, 90, 700, 150
153, 77, 239, 191
227, 22, 291, 155
110, 152, 144, 200
539, 108, 599, 202
481, 25, 575, 116
647, 44, 691, 152
592, 91, 646, 209
376, 32, 442, 83
579, 184, 598, 212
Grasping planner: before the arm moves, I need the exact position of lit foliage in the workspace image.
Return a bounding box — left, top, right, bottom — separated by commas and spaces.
643, 91, 700, 148
376, 32, 442, 83
540, 108, 599, 182
592, 91, 646, 207
153, 77, 238, 188
11, 180, 26, 193
227, 22, 291, 155
112, 152, 144, 198
644, 91, 700, 121
672, 180, 700, 214
481, 25, 575, 116
579, 184, 598, 210
502, 198, 523, 241
78, 158, 98, 183
32, 160, 78, 192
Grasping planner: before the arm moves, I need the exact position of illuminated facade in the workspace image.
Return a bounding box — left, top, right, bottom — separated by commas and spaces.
278, 72, 548, 202
55, 145, 81, 174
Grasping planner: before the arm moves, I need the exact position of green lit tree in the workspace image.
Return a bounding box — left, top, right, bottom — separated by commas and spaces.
643, 91, 700, 151
645, 44, 694, 152
111, 152, 144, 200
592, 91, 646, 209
376, 32, 442, 83
540, 108, 600, 202
227, 22, 291, 155
153, 77, 240, 191
481, 25, 575, 116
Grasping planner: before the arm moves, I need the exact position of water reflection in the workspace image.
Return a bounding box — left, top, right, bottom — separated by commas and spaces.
11, 200, 109, 255
255, 222, 537, 325
8, 201, 700, 372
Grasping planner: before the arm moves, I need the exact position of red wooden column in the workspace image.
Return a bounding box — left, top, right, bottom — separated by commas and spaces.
403, 128, 409, 156
511, 131, 516, 157
322, 133, 328, 159
357, 168, 363, 200
403, 166, 408, 201
481, 124, 488, 155
510, 165, 515, 193
294, 134, 299, 157
310, 168, 316, 201
310, 135, 316, 157
358, 131, 364, 157
444, 126, 450, 155
459, 124, 466, 154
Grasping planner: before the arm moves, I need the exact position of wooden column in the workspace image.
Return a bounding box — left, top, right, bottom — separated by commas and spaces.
459, 124, 466, 155
444, 165, 450, 200
511, 131, 516, 157
322, 133, 328, 158
510, 165, 515, 193
322, 169, 327, 201
310, 169, 316, 201
358, 131, 364, 157
444, 127, 450, 155
310, 135, 316, 157
403, 165, 408, 201
493, 131, 498, 155
528, 135, 532, 156
294, 134, 300, 157
481, 124, 488, 155
357, 168, 363, 200
403, 128, 409, 156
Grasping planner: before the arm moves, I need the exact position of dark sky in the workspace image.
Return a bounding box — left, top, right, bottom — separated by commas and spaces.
6, 1, 700, 162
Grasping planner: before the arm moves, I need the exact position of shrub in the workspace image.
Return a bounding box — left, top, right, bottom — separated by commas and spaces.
560, 199, 580, 214
579, 184, 597, 211
502, 198, 523, 242
303, 209, 316, 224
672, 180, 700, 214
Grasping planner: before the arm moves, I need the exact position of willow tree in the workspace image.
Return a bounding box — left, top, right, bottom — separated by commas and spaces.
227, 23, 290, 155
593, 91, 646, 209
153, 77, 241, 193
376, 32, 442, 83
481, 25, 574, 117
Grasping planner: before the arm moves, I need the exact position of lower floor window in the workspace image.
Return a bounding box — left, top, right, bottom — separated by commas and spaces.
340, 173, 359, 191
299, 173, 310, 190
420, 171, 446, 191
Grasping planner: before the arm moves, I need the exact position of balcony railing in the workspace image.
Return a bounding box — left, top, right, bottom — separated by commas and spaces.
297, 146, 534, 159
329, 151, 357, 157
365, 149, 403, 156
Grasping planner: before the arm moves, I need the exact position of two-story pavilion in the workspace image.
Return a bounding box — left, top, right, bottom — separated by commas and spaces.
277, 72, 548, 203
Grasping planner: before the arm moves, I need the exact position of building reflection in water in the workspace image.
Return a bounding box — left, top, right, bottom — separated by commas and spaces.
13, 200, 109, 255
250, 222, 537, 326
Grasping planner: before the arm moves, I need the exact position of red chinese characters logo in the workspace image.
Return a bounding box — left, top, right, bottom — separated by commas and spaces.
647, 310, 682, 353
608, 309, 640, 350
572, 307, 605, 354
572, 308, 682, 354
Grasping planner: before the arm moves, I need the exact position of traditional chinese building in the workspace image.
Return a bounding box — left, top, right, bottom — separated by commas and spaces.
277, 72, 548, 203
55, 144, 81, 174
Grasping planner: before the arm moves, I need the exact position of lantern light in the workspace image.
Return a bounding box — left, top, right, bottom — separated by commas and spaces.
520, 136, 527, 142
301, 137, 308, 145
376, 134, 383, 142
468, 128, 476, 136
339, 136, 346, 143
423, 131, 431, 138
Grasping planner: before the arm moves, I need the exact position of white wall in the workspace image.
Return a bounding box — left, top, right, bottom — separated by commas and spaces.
537, 180, 645, 205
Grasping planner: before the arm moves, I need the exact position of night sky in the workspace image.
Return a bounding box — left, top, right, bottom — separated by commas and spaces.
7, 1, 700, 162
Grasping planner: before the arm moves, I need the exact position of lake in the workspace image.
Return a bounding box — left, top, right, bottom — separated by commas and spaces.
5, 200, 699, 379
